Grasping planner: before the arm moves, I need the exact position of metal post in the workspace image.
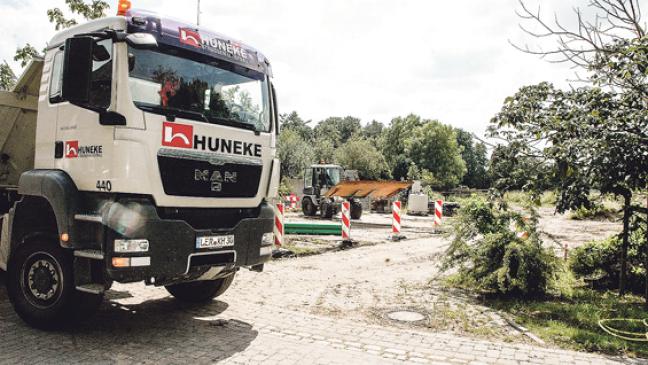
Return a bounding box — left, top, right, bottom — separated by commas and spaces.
197, 0, 201, 25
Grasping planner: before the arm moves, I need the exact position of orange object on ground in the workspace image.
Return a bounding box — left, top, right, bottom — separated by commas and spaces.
324, 180, 412, 200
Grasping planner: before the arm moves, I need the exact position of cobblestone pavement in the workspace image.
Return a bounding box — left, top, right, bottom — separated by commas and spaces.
0, 237, 645, 365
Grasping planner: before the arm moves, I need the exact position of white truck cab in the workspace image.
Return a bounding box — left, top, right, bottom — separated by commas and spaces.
0, 7, 280, 328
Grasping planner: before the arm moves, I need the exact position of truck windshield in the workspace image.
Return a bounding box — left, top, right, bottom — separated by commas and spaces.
128, 46, 270, 132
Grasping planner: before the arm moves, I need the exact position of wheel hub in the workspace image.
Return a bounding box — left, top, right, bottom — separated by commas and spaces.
28, 260, 59, 300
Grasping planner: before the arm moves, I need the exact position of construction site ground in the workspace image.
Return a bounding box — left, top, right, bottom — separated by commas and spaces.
0, 208, 637, 364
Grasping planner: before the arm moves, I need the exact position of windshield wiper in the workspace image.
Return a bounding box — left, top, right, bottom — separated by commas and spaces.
205, 116, 259, 133
136, 103, 209, 123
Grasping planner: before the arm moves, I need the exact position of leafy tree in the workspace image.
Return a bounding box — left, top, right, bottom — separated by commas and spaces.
280, 111, 312, 141
455, 128, 489, 188
362, 120, 384, 141
405, 120, 466, 190
335, 138, 390, 180
312, 137, 336, 164
0, 61, 16, 91
314, 116, 361, 148
277, 129, 313, 178
381, 114, 423, 176
489, 82, 648, 295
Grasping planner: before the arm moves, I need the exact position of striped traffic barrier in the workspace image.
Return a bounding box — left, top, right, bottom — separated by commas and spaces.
434, 200, 443, 228
391, 200, 404, 241
341, 201, 351, 241
289, 193, 299, 210
274, 202, 284, 247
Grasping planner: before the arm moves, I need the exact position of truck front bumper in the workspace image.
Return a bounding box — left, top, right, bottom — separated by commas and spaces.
101, 198, 274, 285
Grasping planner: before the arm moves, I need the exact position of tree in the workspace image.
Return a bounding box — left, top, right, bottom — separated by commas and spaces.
335, 138, 390, 180
1, 0, 110, 86
489, 82, 648, 295
313, 116, 361, 148
280, 111, 312, 141
381, 114, 423, 179
514, 0, 644, 70
313, 137, 336, 164
455, 128, 489, 188
0, 61, 16, 91
405, 120, 466, 190
362, 120, 384, 141
277, 129, 314, 178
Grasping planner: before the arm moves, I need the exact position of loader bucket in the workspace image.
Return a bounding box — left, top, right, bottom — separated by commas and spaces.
324, 180, 412, 200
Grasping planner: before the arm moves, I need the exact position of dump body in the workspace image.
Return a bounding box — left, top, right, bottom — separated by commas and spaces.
0, 60, 41, 186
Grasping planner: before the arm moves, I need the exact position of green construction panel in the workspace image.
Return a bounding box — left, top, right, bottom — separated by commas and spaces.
285, 222, 342, 235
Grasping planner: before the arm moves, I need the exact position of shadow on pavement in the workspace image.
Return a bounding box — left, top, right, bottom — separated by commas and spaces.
0, 279, 258, 363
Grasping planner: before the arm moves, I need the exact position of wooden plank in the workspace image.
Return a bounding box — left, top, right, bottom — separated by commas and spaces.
0, 92, 38, 111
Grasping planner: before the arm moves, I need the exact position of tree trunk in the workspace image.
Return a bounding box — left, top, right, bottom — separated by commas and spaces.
619, 194, 632, 296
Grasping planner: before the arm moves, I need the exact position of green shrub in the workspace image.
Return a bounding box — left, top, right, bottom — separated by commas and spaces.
569, 221, 647, 293
569, 204, 617, 221
443, 198, 558, 296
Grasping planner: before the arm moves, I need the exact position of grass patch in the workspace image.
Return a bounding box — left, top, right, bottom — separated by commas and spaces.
569, 204, 618, 221
485, 289, 648, 358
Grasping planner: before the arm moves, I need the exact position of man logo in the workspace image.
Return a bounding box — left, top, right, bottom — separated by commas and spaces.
179, 28, 202, 48
65, 141, 79, 158
162, 122, 193, 148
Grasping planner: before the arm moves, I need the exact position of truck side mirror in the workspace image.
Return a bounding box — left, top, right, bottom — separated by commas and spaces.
62, 37, 94, 104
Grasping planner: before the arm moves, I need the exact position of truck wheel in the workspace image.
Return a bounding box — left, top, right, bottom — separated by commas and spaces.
302, 198, 317, 216
6, 238, 103, 329
320, 202, 334, 219
350, 201, 363, 220
165, 274, 235, 303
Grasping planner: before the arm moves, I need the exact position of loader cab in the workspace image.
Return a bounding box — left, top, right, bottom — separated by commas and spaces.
303, 164, 342, 195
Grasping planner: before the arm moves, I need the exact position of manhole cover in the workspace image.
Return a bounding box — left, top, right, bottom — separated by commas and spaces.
386, 310, 426, 322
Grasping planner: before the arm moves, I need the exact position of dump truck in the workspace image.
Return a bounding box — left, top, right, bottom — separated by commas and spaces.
0, 5, 280, 328
301, 164, 412, 220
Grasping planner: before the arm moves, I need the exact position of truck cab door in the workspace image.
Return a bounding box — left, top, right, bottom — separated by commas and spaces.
56, 38, 116, 193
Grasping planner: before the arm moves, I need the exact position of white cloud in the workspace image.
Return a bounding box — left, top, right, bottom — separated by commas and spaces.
1, 0, 599, 137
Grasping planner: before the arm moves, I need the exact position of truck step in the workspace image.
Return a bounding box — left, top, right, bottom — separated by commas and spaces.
74, 249, 104, 260
74, 214, 103, 223
75, 284, 105, 295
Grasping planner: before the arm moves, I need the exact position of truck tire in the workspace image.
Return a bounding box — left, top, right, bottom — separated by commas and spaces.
350, 201, 363, 220
6, 238, 103, 329
320, 202, 334, 219
302, 198, 317, 216
165, 274, 235, 303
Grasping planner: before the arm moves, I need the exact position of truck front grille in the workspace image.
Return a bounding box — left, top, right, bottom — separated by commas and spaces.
157, 151, 262, 198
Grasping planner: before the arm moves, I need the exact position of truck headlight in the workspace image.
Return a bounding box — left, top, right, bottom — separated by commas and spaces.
114, 239, 149, 253
261, 233, 274, 246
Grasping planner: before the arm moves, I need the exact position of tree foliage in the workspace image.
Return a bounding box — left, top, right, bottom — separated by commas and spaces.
277, 129, 313, 178
443, 197, 557, 296
455, 128, 489, 188
335, 138, 390, 180
491, 0, 648, 296
405, 120, 466, 190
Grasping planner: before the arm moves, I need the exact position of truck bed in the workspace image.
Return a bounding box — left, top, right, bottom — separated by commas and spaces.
0, 60, 41, 186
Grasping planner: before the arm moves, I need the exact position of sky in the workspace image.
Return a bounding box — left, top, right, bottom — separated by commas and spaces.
0, 0, 599, 137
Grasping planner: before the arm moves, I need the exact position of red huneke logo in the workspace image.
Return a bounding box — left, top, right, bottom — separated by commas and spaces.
65, 140, 79, 158
179, 28, 202, 48
162, 122, 193, 148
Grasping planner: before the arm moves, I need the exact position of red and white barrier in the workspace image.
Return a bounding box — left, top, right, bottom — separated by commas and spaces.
434, 200, 443, 227
288, 193, 299, 210
341, 201, 351, 240
274, 202, 284, 247
392, 201, 402, 234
